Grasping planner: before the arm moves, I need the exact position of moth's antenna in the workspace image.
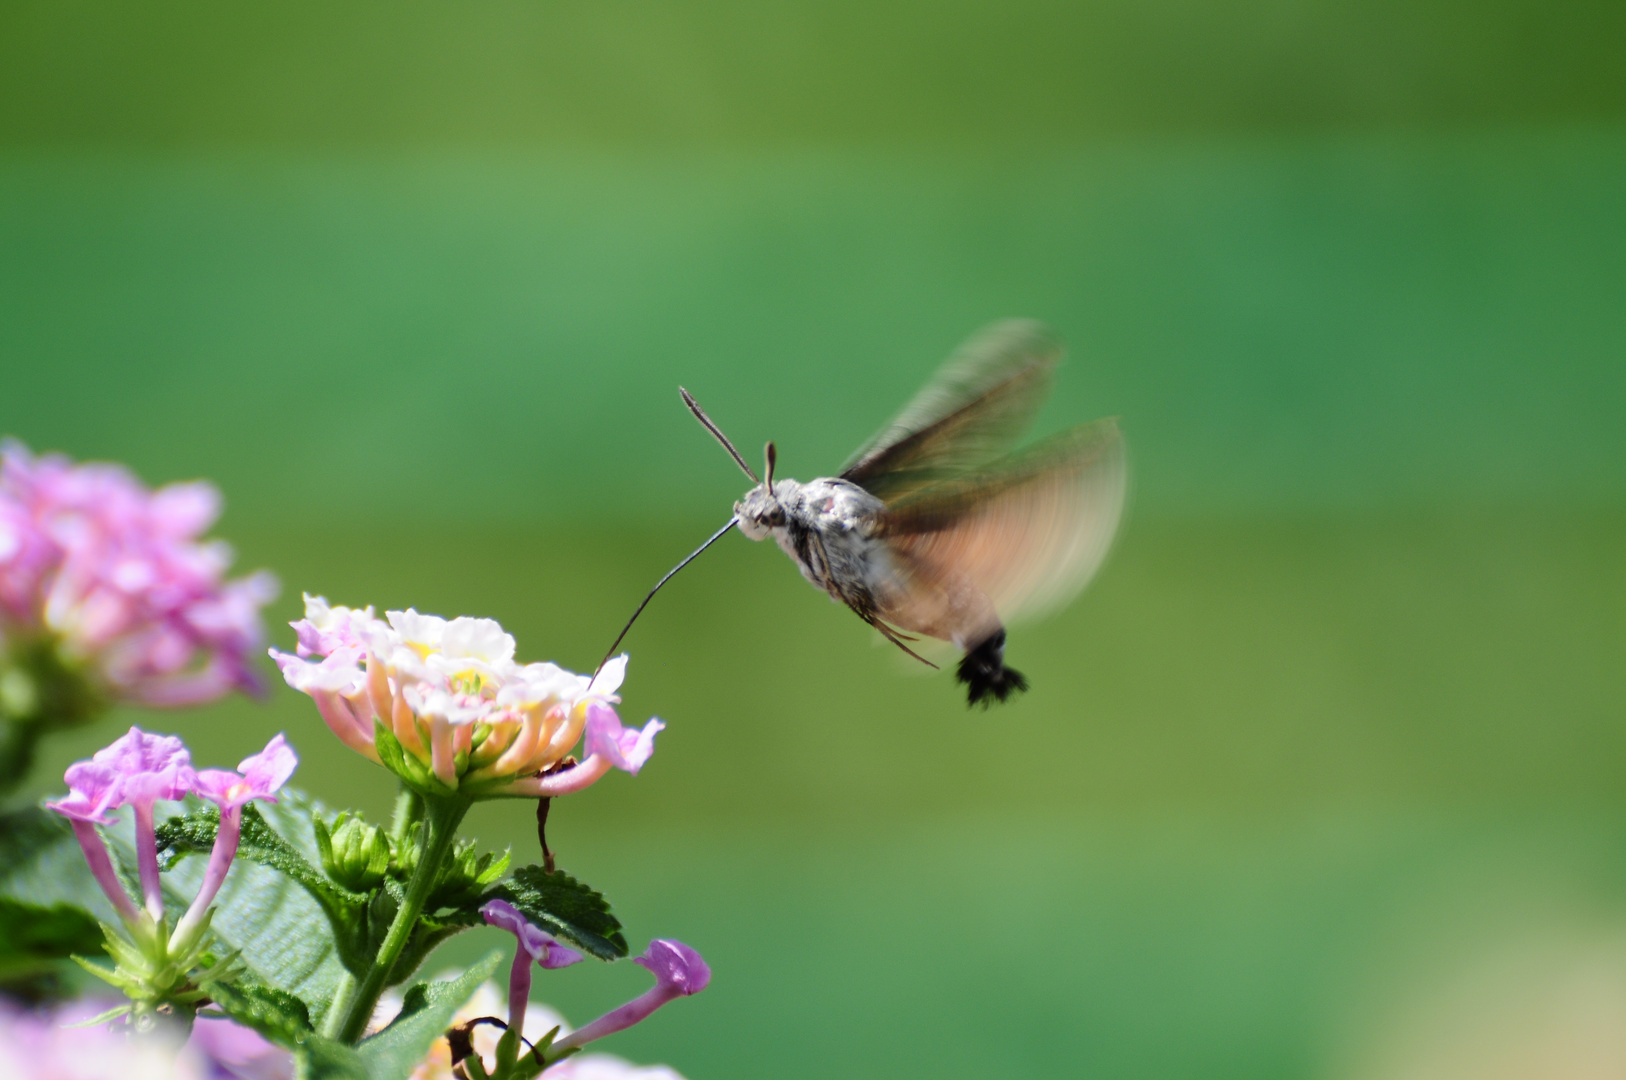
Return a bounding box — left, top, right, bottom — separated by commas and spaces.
680, 387, 759, 483
595, 516, 740, 676
763, 441, 777, 493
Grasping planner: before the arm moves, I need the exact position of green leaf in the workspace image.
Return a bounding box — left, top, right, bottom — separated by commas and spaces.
204, 975, 314, 1044
0, 799, 355, 1015
206, 976, 370, 1080
356, 951, 502, 1080
315, 812, 393, 893
425, 836, 511, 911
66, 1003, 132, 1028
490, 865, 628, 960
0, 807, 125, 925
0, 807, 123, 998
389, 908, 481, 988
296, 1036, 369, 1080
0, 895, 103, 969
157, 801, 365, 915
153, 793, 352, 1021
0, 895, 104, 1000
368, 828, 515, 987
372, 722, 448, 796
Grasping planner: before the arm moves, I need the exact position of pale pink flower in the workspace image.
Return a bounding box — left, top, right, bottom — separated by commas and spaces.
47, 726, 196, 922
44, 758, 141, 924
481, 899, 585, 1034
171, 734, 298, 952
546, 1056, 689, 1080
0, 440, 277, 712
553, 940, 710, 1054
47, 759, 123, 825
270, 596, 663, 799
45, 727, 298, 955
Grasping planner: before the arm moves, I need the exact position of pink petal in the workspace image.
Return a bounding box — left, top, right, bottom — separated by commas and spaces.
634, 939, 711, 996
583, 704, 664, 776
149, 481, 221, 538
45, 760, 122, 824
90, 726, 195, 804
481, 899, 585, 970
238, 733, 298, 794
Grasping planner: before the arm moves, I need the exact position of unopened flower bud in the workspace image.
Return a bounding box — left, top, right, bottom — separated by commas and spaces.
315, 812, 391, 892
430, 838, 510, 908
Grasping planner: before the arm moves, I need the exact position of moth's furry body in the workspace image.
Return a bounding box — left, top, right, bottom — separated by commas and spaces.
736, 476, 1022, 702
654, 319, 1126, 707
738, 478, 889, 603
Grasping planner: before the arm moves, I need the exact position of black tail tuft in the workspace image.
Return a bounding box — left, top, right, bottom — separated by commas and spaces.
955, 629, 1029, 707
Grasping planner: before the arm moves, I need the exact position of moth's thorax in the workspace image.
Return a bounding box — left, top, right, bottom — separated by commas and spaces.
735, 477, 883, 540
737, 476, 891, 596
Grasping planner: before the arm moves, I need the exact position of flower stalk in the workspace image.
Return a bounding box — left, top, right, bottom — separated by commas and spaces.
334, 792, 471, 1044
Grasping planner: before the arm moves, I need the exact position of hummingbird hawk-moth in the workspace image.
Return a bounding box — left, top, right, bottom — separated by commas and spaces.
599, 320, 1126, 706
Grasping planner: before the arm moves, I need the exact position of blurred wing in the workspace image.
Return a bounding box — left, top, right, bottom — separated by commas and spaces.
841, 320, 1060, 504
873, 419, 1126, 644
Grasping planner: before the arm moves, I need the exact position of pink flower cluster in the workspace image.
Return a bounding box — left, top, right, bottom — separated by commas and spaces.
0, 440, 277, 710
47, 726, 296, 953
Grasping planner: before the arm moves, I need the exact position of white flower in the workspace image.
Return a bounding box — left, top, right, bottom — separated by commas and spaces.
270, 596, 664, 799
438, 616, 515, 666
387, 608, 447, 651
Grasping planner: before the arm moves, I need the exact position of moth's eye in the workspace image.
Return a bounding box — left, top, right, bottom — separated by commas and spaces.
762, 506, 786, 527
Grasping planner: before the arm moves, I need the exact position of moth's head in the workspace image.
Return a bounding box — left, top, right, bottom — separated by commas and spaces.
734, 440, 790, 541
734, 482, 789, 541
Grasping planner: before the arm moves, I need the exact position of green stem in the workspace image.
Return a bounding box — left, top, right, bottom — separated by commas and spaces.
508, 1042, 574, 1080
389, 785, 423, 848
319, 971, 359, 1039
335, 793, 468, 1044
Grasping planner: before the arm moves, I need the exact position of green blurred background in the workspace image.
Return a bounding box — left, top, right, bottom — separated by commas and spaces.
3, 2, 1625, 1076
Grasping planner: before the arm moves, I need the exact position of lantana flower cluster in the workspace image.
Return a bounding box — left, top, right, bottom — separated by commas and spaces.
42, 717, 709, 1077
46, 726, 295, 1026
16, 446, 709, 1078
0, 440, 277, 718
270, 596, 663, 799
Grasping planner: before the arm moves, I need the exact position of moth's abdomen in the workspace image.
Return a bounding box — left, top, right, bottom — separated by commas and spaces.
955, 628, 1028, 707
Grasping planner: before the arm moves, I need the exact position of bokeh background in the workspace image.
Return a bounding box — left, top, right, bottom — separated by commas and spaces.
4, 2, 1625, 1076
